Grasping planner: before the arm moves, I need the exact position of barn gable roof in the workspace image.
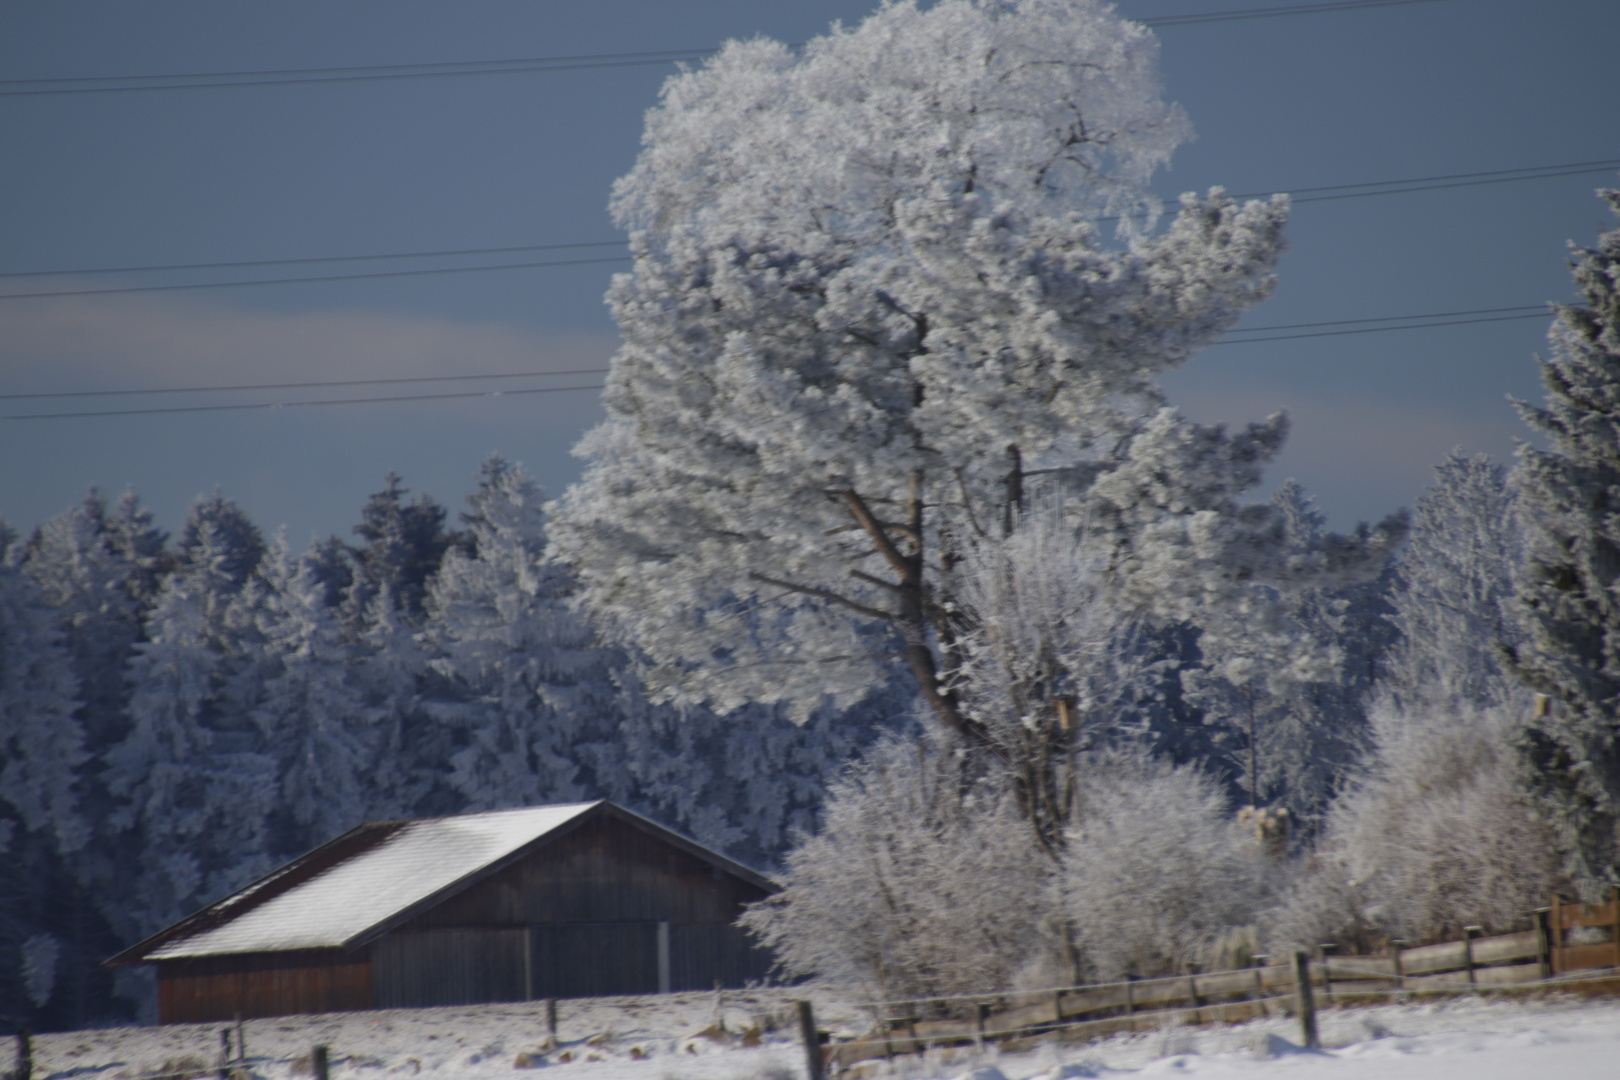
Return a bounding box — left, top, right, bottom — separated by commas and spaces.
106, 801, 775, 967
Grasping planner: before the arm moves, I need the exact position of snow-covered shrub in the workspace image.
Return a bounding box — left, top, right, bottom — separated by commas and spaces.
1272, 705, 1559, 949
1063, 750, 1269, 979
741, 732, 1056, 1003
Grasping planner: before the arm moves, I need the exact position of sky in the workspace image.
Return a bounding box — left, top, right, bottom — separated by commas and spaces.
2, 0, 1617, 545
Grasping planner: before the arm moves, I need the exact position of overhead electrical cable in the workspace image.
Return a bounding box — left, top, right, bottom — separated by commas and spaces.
0, 0, 1458, 97
2, 160, 1611, 301
0, 304, 1565, 418
0, 383, 607, 422
0, 240, 624, 280
0, 255, 631, 301
1141, 0, 1452, 29
0, 367, 612, 402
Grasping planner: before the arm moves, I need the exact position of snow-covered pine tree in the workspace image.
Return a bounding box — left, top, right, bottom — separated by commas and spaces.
1383, 452, 1524, 714
251, 538, 373, 859
1508, 189, 1620, 896
424, 456, 616, 810
0, 526, 90, 1028
22, 491, 166, 756
551, 4, 1407, 854
1183, 481, 1398, 833
341, 473, 456, 628
103, 512, 276, 944
0, 525, 86, 857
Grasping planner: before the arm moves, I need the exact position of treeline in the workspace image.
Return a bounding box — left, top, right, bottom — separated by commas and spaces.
0, 457, 904, 1028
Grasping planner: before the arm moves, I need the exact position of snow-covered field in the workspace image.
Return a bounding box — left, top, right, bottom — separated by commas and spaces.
19, 991, 1620, 1080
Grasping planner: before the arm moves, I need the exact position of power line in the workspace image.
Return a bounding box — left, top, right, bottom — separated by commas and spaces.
1225, 304, 1547, 334
0, 240, 624, 281
0, 304, 1563, 417
0, 1, 1457, 98
3, 160, 1612, 301
0, 383, 607, 422
1142, 0, 1451, 29
1212, 309, 1551, 346
0, 255, 631, 301
0, 367, 611, 402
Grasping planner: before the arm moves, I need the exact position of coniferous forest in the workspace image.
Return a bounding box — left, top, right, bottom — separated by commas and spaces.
4, 0, 1620, 1031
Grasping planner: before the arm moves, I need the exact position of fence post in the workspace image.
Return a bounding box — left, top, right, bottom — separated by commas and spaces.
1611, 886, 1620, 971
545, 999, 558, 1042
9, 1029, 30, 1080
312, 1045, 329, 1080
1533, 910, 1554, 980
1550, 894, 1563, 975
1291, 951, 1319, 1051
974, 1003, 989, 1052
796, 1000, 825, 1080
1124, 974, 1135, 1015
1463, 926, 1482, 987
218, 1029, 231, 1080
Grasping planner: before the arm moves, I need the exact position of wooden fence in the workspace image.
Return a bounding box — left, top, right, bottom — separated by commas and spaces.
812, 889, 1620, 1072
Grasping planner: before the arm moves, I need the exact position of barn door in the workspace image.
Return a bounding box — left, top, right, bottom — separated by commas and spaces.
528, 922, 664, 999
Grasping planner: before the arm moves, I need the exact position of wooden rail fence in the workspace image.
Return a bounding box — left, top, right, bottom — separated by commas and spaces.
812, 889, 1620, 1072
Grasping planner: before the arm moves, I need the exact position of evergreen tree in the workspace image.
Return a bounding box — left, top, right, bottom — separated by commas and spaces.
343, 473, 455, 626
103, 518, 275, 942
1383, 452, 1524, 714
1508, 189, 1620, 896
425, 457, 615, 810
176, 491, 266, 589
252, 539, 375, 858
1183, 481, 1398, 832
22, 491, 166, 754
0, 529, 93, 1030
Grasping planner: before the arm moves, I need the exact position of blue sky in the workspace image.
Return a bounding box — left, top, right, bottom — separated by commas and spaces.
2, 0, 1617, 544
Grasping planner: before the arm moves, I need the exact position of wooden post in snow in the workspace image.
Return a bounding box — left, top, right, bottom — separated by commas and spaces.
218, 1029, 231, 1080
796, 1000, 825, 1080
1532, 910, 1554, 980
1463, 926, 1483, 987
312, 1045, 329, 1080
1291, 951, 1319, 1051
10, 1030, 30, 1080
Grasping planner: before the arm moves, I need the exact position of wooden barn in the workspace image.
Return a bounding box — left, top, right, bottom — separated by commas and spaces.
105, 801, 777, 1023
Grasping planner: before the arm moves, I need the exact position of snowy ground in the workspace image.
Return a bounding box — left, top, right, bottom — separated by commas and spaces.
18, 990, 1620, 1080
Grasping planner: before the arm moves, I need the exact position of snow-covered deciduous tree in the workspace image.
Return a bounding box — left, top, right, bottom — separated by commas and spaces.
1272, 705, 1558, 950
551, 0, 1299, 753
425, 456, 619, 809
1063, 750, 1268, 980
1505, 190, 1620, 896
741, 731, 1054, 1002
946, 496, 1162, 851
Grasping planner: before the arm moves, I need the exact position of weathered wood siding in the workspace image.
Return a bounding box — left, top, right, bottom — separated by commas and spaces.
410, 815, 767, 927
372, 928, 527, 1008
391, 814, 774, 999
156, 950, 371, 1023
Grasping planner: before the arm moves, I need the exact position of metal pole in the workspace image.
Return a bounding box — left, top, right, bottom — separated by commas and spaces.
796, 1000, 825, 1080
1291, 951, 1319, 1051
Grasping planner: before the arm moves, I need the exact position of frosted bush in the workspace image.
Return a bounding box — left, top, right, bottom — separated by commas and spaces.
741, 732, 1056, 1003
1064, 750, 1269, 979
1273, 706, 1559, 949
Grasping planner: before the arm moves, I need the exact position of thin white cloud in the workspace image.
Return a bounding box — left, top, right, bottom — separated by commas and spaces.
0, 289, 616, 392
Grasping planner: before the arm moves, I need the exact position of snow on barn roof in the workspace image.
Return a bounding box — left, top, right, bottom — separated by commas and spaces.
109, 801, 773, 966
